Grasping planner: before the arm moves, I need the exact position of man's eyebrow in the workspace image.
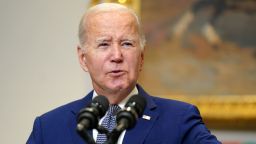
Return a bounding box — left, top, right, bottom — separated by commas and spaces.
95, 37, 111, 43
122, 39, 135, 42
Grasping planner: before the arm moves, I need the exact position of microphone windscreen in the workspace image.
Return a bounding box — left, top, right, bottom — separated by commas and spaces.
91, 95, 109, 117
125, 94, 146, 117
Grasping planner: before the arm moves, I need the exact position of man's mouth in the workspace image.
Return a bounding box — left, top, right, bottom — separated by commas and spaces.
109, 70, 126, 76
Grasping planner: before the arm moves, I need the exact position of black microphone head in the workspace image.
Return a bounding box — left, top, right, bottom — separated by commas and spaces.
77, 95, 109, 130
91, 95, 109, 117
116, 94, 147, 129
125, 94, 147, 117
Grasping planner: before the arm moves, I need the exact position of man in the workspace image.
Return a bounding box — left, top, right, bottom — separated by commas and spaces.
27, 3, 221, 144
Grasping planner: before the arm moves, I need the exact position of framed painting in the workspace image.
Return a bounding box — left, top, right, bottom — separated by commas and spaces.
89, 0, 256, 130
138, 0, 256, 130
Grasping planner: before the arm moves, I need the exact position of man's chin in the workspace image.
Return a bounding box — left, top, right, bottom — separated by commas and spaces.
106, 83, 128, 92
108, 85, 125, 91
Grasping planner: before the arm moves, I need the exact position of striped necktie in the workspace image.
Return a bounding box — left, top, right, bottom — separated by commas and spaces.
96, 105, 121, 144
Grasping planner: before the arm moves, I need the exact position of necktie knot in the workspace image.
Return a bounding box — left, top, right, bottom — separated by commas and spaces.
96, 104, 121, 144
108, 104, 121, 116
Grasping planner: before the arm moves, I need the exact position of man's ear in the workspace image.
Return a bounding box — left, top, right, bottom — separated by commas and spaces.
77, 46, 88, 72
139, 48, 145, 72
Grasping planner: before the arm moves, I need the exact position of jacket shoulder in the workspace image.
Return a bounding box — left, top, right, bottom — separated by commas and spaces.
151, 96, 195, 114
39, 96, 89, 122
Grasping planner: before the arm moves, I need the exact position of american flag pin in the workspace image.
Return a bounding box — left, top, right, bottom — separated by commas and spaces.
142, 115, 151, 120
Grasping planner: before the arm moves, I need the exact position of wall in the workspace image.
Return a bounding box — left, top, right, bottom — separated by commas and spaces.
0, 0, 91, 143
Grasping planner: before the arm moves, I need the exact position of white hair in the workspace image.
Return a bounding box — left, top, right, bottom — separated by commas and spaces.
78, 3, 146, 49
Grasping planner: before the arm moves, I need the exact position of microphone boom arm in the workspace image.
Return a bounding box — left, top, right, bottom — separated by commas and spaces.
104, 119, 129, 144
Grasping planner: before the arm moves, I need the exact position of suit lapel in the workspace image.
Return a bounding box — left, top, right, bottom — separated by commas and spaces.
69, 91, 94, 144
123, 85, 159, 144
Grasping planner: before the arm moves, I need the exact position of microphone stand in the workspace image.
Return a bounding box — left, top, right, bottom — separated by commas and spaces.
104, 119, 129, 144
77, 128, 96, 144
77, 125, 111, 144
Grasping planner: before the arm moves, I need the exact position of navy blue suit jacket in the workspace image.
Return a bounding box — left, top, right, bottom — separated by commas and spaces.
27, 85, 221, 144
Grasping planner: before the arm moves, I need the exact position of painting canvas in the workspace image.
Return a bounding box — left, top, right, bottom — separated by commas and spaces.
137, 0, 256, 130
139, 0, 256, 96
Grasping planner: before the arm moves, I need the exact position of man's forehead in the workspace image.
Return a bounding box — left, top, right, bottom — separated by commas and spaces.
86, 12, 139, 34
87, 11, 136, 25
82, 10, 141, 44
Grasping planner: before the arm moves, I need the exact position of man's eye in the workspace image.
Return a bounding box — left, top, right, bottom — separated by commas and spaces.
122, 42, 133, 48
98, 43, 109, 48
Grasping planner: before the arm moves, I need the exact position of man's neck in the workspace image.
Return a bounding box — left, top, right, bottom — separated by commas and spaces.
92, 85, 138, 105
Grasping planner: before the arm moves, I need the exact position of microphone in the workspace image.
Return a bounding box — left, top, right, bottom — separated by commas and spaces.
117, 94, 146, 130
105, 94, 146, 144
76, 95, 109, 131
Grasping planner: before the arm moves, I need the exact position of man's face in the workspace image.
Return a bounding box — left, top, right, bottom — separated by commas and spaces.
78, 11, 144, 95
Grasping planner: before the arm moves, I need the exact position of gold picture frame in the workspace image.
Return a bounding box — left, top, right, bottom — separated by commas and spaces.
165, 95, 256, 130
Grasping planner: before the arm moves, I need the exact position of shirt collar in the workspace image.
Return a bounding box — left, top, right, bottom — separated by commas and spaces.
92, 87, 138, 109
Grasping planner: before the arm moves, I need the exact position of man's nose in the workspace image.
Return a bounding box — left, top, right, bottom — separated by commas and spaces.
110, 44, 123, 63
